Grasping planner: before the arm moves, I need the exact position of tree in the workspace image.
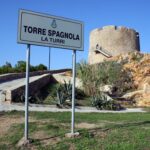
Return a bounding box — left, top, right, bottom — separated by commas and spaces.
15, 61, 26, 72
1, 62, 13, 74
0, 60, 47, 74
4, 61, 12, 68
36, 64, 47, 71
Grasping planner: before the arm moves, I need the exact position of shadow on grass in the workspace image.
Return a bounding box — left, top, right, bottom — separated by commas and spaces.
31, 133, 64, 147
34, 135, 61, 141
31, 120, 150, 146
82, 120, 150, 134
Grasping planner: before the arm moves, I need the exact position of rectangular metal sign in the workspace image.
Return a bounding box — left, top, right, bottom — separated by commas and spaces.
17, 9, 84, 50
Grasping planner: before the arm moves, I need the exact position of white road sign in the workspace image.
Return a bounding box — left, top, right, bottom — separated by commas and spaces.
17, 9, 84, 50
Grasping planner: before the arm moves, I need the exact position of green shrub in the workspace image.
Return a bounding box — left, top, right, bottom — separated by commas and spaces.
55, 81, 72, 106
91, 92, 122, 110
76, 60, 96, 95
113, 68, 134, 95
0, 61, 47, 74
15, 61, 26, 72
77, 61, 130, 95
0, 61, 14, 74
35, 64, 47, 71
54, 81, 86, 107
131, 52, 144, 62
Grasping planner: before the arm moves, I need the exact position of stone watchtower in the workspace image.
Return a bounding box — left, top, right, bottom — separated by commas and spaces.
88, 25, 140, 64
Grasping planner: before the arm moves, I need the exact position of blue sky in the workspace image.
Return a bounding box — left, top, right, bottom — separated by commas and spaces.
0, 0, 150, 69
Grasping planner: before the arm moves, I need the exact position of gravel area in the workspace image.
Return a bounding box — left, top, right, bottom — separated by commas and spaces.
0, 103, 146, 113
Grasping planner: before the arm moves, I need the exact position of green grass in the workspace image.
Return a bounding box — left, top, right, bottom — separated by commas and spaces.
0, 111, 150, 150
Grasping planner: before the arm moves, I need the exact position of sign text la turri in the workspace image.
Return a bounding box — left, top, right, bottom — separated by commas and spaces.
17, 9, 84, 50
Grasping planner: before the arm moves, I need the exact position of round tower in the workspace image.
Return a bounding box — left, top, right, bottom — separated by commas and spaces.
88, 25, 140, 64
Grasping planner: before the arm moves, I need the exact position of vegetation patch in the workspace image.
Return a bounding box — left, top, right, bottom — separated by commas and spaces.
0, 111, 150, 149
0, 61, 47, 74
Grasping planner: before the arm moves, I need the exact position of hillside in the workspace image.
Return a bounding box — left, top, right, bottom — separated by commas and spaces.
108, 52, 150, 106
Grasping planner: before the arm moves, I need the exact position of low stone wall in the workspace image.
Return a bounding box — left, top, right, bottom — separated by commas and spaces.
1, 69, 71, 103
5, 74, 52, 102
0, 69, 71, 84
52, 73, 83, 90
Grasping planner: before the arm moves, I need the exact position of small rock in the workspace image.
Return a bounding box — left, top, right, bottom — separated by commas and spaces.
17, 137, 32, 147
65, 132, 80, 138
0, 91, 6, 103
99, 85, 113, 94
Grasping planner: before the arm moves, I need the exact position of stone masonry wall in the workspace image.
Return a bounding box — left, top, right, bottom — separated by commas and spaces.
0, 69, 71, 84
88, 25, 140, 64
5, 74, 52, 102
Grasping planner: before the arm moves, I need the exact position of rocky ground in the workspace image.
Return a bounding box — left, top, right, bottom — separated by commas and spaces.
50, 52, 150, 107
108, 52, 150, 107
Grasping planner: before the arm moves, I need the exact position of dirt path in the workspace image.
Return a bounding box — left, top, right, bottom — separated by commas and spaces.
0, 114, 24, 137
0, 103, 146, 113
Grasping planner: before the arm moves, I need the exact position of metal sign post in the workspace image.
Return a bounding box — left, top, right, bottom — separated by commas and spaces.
49, 47, 51, 70
71, 50, 76, 134
25, 44, 30, 141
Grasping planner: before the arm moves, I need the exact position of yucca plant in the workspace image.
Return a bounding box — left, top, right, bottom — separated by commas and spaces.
56, 80, 72, 107
56, 85, 65, 106
63, 80, 72, 101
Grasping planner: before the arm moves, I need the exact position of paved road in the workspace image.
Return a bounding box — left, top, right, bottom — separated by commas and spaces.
0, 103, 146, 113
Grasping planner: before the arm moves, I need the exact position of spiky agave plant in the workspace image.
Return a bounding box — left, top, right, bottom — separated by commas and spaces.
56, 80, 72, 107
63, 80, 72, 101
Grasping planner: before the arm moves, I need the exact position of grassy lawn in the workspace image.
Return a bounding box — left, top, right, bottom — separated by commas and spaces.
0, 111, 150, 150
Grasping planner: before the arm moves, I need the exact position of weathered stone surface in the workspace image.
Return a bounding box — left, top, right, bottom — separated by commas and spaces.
0, 74, 51, 102
17, 137, 32, 147
99, 85, 113, 94
65, 132, 80, 138
89, 51, 150, 107
0, 69, 71, 103
137, 94, 150, 107
0, 91, 6, 103
52, 73, 83, 90
122, 90, 144, 100
88, 25, 140, 64
116, 52, 150, 106
122, 53, 150, 91
0, 69, 71, 84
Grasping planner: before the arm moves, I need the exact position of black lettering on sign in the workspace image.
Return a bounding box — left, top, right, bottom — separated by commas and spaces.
41, 36, 48, 41
47, 30, 80, 41
28, 26, 33, 33
23, 26, 46, 35
49, 37, 65, 44
23, 26, 80, 41
24, 26, 28, 32
76, 35, 80, 40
